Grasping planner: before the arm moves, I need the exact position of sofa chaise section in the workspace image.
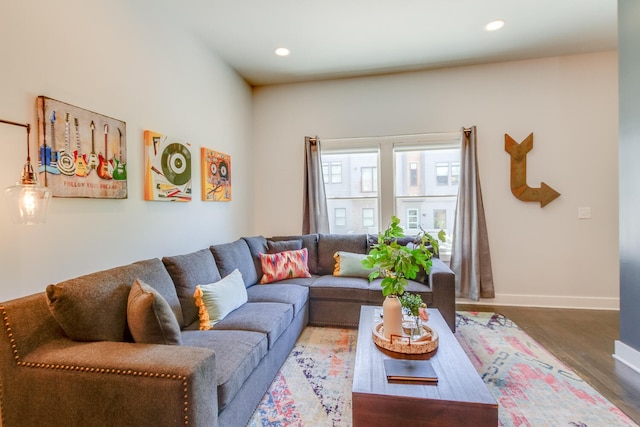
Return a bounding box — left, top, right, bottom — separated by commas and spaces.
0, 292, 218, 427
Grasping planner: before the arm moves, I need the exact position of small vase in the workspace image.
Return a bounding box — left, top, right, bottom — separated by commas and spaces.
411, 316, 423, 340
382, 295, 403, 340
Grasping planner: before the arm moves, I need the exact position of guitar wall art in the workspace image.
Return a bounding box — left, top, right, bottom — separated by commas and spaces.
37, 96, 127, 199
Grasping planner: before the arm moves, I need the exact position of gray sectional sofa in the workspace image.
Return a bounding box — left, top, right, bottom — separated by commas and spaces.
0, 233, 455, 427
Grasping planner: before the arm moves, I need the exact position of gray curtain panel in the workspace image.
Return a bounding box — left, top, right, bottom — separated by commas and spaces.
302, 136, 330, 234
450, 126, 495, 300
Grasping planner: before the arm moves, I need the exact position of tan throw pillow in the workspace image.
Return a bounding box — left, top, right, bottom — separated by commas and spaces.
194, 269, 248, 330
127, 279, 182, 345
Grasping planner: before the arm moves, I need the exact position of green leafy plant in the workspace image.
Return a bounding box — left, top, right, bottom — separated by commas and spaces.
399, 292, 424, 317
362, 215, 446, 297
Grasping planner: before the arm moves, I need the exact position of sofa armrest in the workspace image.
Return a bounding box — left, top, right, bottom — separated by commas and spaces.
3, 339, 218, 427
429, 257, 456, 332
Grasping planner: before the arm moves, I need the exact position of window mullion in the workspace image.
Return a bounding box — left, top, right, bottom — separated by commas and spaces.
379, 143, 394, 229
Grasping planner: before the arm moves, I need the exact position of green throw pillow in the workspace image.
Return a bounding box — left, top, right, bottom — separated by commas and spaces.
194, 269, 248, 330
333, 251, 376, 279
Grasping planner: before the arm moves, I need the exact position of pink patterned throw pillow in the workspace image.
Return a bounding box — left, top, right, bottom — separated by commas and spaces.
259, 248, 311, 284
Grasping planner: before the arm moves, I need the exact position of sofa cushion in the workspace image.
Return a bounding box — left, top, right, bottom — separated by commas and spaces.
333, 251, 375, 279
194, 269, 248, 330
266, 276, 319, 288
242, 236, 268, 281
127, 279, 182, 345
267, 239, 302, 253
317, 234, 368, 275
246, 283, 309, 316
181, 329, 268, 412
45, 258, 178, 342
212, 302, 293, 349
259, 248, 311, 284
308, 275, 370, 302
269, 234, 319, 274
211, 239, 258, 287
163, 249, 221, 328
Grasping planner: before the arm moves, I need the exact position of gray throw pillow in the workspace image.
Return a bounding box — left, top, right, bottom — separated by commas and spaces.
46, 278, 130, 342
267, 239, 303, 254
163, 249, 221, 327
127, 279, 182, 345
210, 239, 258, 287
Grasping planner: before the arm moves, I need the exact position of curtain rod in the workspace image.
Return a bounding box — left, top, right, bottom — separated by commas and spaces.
317, 129, 463, 143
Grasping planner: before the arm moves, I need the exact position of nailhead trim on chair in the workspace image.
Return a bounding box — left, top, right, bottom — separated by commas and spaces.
0, 305, 192, 426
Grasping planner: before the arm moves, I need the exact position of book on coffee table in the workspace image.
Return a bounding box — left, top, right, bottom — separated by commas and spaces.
383, 359, 438, 383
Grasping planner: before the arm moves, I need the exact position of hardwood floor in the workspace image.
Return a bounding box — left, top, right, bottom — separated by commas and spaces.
456, 304, 640, 425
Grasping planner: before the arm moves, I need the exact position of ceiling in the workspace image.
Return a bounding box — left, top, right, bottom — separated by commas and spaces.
171, 0, 617, 87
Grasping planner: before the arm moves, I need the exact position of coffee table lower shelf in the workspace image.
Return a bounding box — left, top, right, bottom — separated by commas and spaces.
352, 306, 498, 427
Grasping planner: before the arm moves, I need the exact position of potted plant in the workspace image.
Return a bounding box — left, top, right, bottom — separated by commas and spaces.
363, 215, 445, 339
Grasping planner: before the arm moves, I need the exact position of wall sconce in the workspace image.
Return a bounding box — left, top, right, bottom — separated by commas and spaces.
1, 118, 52, 224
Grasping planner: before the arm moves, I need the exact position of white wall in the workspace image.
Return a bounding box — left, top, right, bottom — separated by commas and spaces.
0, 0, 253, 301
252, 52, 619, 309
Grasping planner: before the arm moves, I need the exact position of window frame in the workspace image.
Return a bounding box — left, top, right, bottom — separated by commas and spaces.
322, 161, 343, 184
407, 208, 420, 230
361, 166, 377, 193
362, 207, 375, 227
334, 207, 347, 227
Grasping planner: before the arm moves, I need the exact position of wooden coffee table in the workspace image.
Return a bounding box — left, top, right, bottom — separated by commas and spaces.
352, 305, 498, 426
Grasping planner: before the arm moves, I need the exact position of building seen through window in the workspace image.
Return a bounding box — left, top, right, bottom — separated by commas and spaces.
322, 161, 342, 184
321, 133, 460, 262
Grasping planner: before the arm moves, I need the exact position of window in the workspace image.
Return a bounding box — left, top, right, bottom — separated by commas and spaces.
362, 208, 375, 227
436, 162, 449, 186
361, 166, 377, 192
321, 150, 378, 233
451, 162, 460, 186
409, 162, 418, 187
334, 208, 346, 227
407, 208, 419, 229
433, 209, 446, 229
331, 162, 342, 183
322, 161, 342, 184
321, 132, 460, 252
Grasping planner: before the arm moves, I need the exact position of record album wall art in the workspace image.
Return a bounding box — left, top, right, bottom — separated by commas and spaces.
36, 96, 127, 199
201, 147, 231, 202
144, 130, 192, 201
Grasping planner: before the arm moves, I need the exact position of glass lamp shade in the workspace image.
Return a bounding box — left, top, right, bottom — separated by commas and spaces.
5, 168, 52, 225
1, 119, 52, 224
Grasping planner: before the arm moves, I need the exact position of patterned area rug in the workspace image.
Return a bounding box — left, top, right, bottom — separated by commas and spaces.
456, 311, 637, 427
247, 312, 638, 427
247, 327, 356, 426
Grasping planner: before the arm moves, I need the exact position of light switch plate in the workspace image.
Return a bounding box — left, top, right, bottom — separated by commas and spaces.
578, 207, 592, 219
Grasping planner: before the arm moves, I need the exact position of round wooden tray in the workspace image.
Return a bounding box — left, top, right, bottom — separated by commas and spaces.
372, 321, 439, 354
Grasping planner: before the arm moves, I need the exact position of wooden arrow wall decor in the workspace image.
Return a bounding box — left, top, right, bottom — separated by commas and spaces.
504, 133, 560, 208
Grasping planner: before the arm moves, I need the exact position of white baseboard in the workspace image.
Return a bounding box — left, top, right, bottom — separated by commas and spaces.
614, 341, 640, 374
456, 293, 620, 310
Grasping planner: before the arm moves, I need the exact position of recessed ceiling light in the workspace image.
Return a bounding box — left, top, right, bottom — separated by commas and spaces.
485, 20, 505, 32
274, 47, 290, 57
